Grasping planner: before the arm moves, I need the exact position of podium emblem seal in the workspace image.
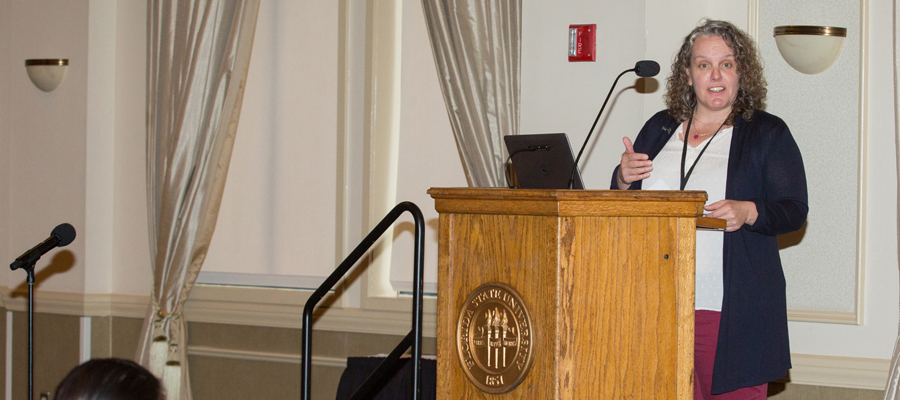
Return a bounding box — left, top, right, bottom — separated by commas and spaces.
456, 282, 534, 393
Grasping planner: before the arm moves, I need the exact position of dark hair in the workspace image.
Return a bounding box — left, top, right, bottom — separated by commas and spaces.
54, 358, 165, 400
664, 19, 767, 123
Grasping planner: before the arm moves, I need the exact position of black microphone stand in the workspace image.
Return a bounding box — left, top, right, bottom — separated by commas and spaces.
8, 223, 74, 400
567, 68, 636, 189
566, 60, 659, 189
10, 261, 37, 400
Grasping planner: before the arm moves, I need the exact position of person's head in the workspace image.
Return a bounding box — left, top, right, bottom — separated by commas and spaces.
54, 358, 165, 400
665, 19, 766, 123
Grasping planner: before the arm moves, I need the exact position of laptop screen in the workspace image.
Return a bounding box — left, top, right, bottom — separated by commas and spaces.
504, 133, 584, 189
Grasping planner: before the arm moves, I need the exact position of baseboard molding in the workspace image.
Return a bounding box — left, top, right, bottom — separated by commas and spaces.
787, 309, 859, 325
3, 286, 841, 333
0, 285, 436, 337
187, 345, 346, 368
787, 354, 889, 390
183, 285, 437, 337
2, 290, 149, 318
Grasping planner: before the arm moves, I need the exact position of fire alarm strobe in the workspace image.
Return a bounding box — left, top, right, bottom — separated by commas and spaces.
568, 24, 596, 62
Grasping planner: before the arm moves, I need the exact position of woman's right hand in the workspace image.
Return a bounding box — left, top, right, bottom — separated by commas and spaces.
616, 137, 652, 189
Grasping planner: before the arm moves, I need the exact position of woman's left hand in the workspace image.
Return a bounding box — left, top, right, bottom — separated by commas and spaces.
704, 200, 758, 232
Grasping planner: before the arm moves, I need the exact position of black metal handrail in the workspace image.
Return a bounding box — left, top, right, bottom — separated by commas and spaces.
301, 201, 425, 400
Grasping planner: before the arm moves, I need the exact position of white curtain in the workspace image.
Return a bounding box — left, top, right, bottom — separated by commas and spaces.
136, 1, 260, 400
421, 0, 521, 187
886, 2, 900, 398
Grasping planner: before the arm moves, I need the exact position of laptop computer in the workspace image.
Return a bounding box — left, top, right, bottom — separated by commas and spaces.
503, 133, 585, 189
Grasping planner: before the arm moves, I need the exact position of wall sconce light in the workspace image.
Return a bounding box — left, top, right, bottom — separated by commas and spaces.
773, 26, 846, 75
25, 59, 68, 92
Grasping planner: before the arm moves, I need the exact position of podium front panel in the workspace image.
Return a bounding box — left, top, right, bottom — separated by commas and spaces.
437, 212, 559, 399
431, 189, 702, 400
558, 215, 689, 399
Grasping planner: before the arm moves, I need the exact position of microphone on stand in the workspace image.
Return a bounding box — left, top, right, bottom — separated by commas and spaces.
10, 223, 77, 271
8, 222, 76, 400
566, 60, 660, 189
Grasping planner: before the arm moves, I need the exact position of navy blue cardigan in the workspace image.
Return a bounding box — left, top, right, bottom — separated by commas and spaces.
611, 110, 808, 393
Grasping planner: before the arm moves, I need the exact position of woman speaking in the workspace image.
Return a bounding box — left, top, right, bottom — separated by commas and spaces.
611, 19, 808, 399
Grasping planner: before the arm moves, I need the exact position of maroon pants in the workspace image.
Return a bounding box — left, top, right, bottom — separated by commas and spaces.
694, 310, 768, 400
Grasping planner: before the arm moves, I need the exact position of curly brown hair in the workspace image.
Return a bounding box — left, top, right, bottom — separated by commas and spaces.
664, 19, 766, 124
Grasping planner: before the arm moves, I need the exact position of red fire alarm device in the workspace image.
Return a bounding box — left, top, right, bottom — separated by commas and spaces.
568, 24, 596, 62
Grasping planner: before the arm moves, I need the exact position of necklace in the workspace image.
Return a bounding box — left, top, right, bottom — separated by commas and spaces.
679, 114, 729, 190
692, 130, 717, 139
687, 118, 728, 139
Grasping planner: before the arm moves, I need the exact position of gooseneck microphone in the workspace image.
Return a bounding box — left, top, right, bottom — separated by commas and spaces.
10, 223, 77, 271
567, 60, 660, 189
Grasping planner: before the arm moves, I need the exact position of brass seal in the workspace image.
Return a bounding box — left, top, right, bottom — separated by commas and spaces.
456, 282, 535, 393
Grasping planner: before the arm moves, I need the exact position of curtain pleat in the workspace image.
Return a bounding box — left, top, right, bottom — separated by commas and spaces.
421, 0, 521, 187
137, 1, 260, 399
887, 2, 900, 398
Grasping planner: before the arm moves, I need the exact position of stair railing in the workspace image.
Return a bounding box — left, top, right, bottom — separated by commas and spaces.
301, 201, 424, 400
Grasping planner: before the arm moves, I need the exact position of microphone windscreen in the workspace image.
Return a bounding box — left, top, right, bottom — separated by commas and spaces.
635, 60, 660, 77
52, 223, 76, 247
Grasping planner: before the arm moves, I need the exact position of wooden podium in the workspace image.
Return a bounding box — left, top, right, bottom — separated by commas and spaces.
428, 188, 719, 399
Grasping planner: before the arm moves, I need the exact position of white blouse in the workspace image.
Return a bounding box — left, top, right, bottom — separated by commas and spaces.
641, 124, 732, 311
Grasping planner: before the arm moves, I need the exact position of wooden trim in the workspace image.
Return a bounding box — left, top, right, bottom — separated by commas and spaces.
430, 189, 708, 217
853, 0, 870, 327
785, 354, 889, 390
787, 309, 859, 324
1, 285, 855, 329
2, 291, 148, 318
676, 218, 697, 399
696, 216, 726, 230
16, 288, 427, 336
1, 286, 437, 336
186, 285, 438, 336
187, 345, 347, 368
427, 188, 708, 202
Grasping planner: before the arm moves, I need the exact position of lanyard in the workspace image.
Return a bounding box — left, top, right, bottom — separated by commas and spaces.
679, 115, 727, 190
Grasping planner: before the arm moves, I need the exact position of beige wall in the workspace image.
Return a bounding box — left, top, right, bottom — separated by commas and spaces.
521, 0, 647, 188
0, 0, 897, 398
110, 1, 152, 296
2, 1, 89, 295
